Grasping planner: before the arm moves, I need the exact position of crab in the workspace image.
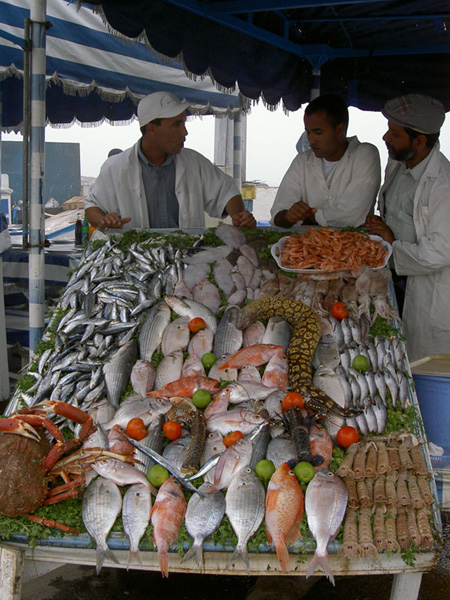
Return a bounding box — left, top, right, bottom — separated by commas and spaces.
0, 400, 130, 526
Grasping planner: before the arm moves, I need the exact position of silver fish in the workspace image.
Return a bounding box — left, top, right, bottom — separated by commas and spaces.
213, 305, 243, 357
82, 476, 122, 574
103, 340, 138, 409
130, 359, 156, 397
262, 316, 292, 352
225, 467, 266, 574
155, 349, 184, 390
138, 301, 171, 362
183, 245, 233, 264
103, 396, 171, 430
160, 316, 190, 356
266, 434, 297, 469
181, 483, 226, 567
312, 333, 340, 370
164, 296, 218, 333
305, 470, 348, 585
208, 353, 238, 382
122, 483, 152, 569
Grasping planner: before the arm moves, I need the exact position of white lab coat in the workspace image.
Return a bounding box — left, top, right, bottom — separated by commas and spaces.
379, 143, 450, 361
84, 142, 240, 229
270, 136, 381, 228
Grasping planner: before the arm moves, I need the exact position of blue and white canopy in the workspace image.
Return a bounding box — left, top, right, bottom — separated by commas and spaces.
0, 0, 245, 131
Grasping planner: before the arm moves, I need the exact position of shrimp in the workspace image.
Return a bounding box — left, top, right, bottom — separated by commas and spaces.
416, 476, 434, 505
376, 441, 391, 475
373, 505, 387, 552
396, 506, 411, 549
357, 479, 372, 507
339, 509, 362, 559
410, 444, 430, 476
345, 476, 360, 509
358, 506, 378, 558
407, 509, 422, 547
374, 474, 388, 504
353, 444, 367, 480
336, 442, 358, 478
385, 511, 401, 553
417, 509, 434, 548
407, 471, 425, 509
397, 470, 412, 506
365, 443, 378, 479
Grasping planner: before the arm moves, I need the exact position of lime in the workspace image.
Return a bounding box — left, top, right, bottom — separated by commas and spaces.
255, 459, 276, 482
201, 352, 217, 370
146, 464, 169, 488
352, 354, 370, 372
294, 461, 316, 484
192, 388, 213, 409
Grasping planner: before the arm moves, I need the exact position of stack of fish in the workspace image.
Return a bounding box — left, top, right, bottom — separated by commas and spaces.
6, 224, 425, 580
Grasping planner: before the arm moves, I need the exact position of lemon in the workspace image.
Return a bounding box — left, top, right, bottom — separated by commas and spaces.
146, 464, 169, 488
352, 354, 370, 372
293, 461, 315, 483
255, 459, 276, 483
201, 352, 217, 370
192, 388, 212, 409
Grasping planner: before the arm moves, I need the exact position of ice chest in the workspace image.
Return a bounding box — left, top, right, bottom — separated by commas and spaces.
411, 354, 450, 454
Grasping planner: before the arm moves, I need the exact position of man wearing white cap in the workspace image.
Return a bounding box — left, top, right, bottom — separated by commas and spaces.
85, 91, 255, 229
366, 93, 450, 361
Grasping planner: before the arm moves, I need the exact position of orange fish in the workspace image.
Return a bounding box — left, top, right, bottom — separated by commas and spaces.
147, 375, 220, 398
265, 462, 305, 573
218, 344, 284, 370
150, 477, 186, 577
261, 352, 289, 391
309, 422, 333, 471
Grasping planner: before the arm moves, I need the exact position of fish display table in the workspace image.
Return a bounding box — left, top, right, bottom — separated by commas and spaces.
0, 226, 444, 600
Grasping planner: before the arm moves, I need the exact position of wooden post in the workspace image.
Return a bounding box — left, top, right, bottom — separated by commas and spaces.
0, 543, 25, 600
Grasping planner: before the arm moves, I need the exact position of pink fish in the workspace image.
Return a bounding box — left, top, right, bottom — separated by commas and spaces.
151, 477, 186, 577
147, 375, 220, 398
204, 388, 231, 421
265, 462, 305, 573
309, 423, 333, 471
218, 344, 284, 370
213, 438, 253, 490
261, 352, 289, 392
188, 327, 214, 358
206, 408, 265, 436
130, 359, 156, 397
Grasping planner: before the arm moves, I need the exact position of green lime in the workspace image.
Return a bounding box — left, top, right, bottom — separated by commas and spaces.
146, 464, 169, 488
352, 354, 370, 372
192, 388, 213, 409
201, 352, 217, 370
294, 461, 316, 484
255, 459, 276, 482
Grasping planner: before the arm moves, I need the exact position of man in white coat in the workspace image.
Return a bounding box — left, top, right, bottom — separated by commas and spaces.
366, 93, 450, 362
270, 94, 381, 229
85, 92, 255, 230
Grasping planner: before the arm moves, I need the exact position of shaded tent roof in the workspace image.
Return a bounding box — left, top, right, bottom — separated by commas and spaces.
0, 0, 246, 131
75, 0, 450, 112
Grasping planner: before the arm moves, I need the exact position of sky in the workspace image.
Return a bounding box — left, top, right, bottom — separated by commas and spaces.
3, 102, 450, 188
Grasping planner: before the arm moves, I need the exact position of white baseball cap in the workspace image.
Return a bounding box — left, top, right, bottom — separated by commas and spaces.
137, 92, 190, 127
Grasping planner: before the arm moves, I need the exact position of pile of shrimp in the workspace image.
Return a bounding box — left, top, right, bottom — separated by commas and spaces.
279, 227, 389, 272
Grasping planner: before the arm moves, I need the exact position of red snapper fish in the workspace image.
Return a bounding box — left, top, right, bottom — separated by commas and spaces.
147, 375, 220, 398
309, 422, 333, 471
265, 462, 305, 573
150, 477, 187, 577
218, 344, 284, 370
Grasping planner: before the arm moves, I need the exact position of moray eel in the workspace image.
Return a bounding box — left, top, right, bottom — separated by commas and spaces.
239, 296, 359, 418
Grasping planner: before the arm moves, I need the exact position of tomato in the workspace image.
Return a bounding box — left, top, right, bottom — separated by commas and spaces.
189, 317, 206, 334
331, 301, 349, 321
162, 420, 182, 441
282, 392, 305, 411
223, 430, 244, 447
126, 417, 147, 441
336, 425, 359, 448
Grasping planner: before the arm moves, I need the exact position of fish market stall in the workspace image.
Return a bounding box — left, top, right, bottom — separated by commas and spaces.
0, 225, 443, 600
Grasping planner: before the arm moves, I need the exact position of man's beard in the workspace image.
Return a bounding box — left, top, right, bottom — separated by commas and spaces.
386, 143, 415, 162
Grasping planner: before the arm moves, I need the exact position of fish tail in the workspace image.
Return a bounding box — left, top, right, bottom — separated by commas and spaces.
127, 549, 143, 570
274, 539, 290, 573
96, 546, 119, 575
158, 547, 169, 578
180, 541, 203, 568
225, 544, 250, 575
306, 551, 335, 586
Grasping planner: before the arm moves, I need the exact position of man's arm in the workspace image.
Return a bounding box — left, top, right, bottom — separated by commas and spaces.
273, 202, 317, 228
225, 195, 256, 228
85, 207, 131, 229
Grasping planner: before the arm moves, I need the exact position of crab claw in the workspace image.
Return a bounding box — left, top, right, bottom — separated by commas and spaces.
0, 418, 41, 441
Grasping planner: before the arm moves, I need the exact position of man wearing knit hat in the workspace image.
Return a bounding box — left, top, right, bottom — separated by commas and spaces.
85, 91, 255, 230
366, 93, 450, 361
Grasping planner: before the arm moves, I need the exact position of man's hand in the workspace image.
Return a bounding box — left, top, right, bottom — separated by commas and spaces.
274, 202, 317, 228
365, 215, 395, 245
98, 212, 131, 229
231, 209, 256, 228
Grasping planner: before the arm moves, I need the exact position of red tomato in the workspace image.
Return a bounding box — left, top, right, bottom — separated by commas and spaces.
223, 430, 244, 447
336, 425, 359, 448
163, 420, 182, 441
331, 301, 349, 321
126, 417, 147, 441
189, 317, 207, 334
282, 392, 305, 411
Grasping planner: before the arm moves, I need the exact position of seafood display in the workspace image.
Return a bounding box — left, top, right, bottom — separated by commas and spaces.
0, 225, 441, 580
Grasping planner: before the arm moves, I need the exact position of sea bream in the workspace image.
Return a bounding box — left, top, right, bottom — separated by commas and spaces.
82, 476, 122, 574
122, 483, 152, 569
181, 483, 226, 568
225, 467, 266, 574
305, 470, 348, 585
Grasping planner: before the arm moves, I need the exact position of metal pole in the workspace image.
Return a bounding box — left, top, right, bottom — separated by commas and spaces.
22, 18, 32, 250
28, 0, 47, 354
311, 67, 321, 100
